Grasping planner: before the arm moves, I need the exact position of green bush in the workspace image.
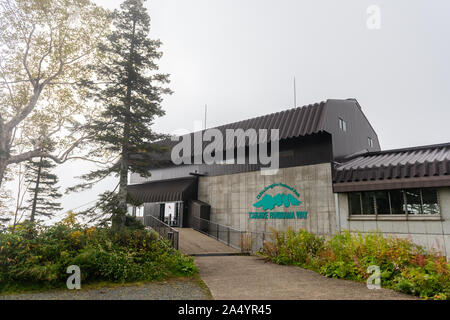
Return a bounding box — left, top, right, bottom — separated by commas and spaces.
261, 228, 449, 300
0, 222, 196, 293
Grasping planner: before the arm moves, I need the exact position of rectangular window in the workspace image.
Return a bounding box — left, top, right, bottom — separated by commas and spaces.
389, 190, 406, 214
339, 118, 347, 132
361, 192, 375, 215
405, 189, 422, 214
348, 193, 362, 215
368, 137, 373, 148
421, 188, 440, 215
375, 191, 390, 214
349, 188, 440, 218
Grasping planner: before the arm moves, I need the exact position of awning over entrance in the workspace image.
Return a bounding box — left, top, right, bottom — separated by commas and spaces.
128, 176, 198, 203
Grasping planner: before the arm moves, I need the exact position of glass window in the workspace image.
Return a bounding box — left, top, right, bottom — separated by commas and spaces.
405, 189, 422, 214
348, 193, 362, 215
421, 189, 440, 215
375, 191, 390, 214
368, 137, 373, 148
361, 192, 375, 215
389, 190, 406, 214
339, 118, 347, 132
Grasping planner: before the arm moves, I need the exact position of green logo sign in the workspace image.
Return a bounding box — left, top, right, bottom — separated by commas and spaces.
249, 183, 308, 220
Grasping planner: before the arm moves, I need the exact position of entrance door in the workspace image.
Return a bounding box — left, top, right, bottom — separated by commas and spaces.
159, 203, 165, 222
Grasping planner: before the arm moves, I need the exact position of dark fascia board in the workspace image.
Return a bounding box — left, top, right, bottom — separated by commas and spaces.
129, 175, 197, 187
333, 175, 450, 193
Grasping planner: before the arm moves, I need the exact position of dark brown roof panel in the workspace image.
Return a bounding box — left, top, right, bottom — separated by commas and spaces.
161, 101, 328, 156
128, 177, 197, 203
333, 143, 450, 191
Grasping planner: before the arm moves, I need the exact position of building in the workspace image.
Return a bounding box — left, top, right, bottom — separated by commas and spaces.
128, 98, 450, 257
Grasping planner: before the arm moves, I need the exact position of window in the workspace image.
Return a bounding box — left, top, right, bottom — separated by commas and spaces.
339, 118, 347, 132
389, 190, 406, 214
348, 188, 440, 216
405, 189, 422, 214
136, 206, 144, 217
374, 191, 390, 214
361, 192, 375, 215
348, 193, 362, 215
422, 189, 440, 214
368, 137, 373, 148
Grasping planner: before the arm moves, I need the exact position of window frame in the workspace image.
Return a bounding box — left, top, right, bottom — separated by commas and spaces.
339, 117, 347, 132
368, 137, 373, 148
347, 188, 441, 221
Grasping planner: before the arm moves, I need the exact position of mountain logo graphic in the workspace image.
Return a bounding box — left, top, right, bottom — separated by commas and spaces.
253, 193, 301, 210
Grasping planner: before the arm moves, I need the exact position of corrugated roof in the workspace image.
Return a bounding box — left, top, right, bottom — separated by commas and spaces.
128, 177, 197, 203
333, 142, 450, 191
163, 101, 328, 158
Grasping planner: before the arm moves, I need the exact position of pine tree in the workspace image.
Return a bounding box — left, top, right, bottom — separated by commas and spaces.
24, 157, 62, 222
80, 0, 171, 231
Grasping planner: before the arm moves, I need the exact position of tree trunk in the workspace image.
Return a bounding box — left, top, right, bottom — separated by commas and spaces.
30, 157, 43, 222
112, 16, 137, 232
0, 157, 7, 188
0, 129, 11, 188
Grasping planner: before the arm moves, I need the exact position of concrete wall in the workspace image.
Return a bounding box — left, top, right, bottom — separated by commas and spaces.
198, 163, 337, 236
337, 188, 450, 257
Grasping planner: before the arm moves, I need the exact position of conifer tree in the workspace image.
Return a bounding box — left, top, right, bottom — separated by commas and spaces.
79, 0, 171, 230
24, 157, 62, 222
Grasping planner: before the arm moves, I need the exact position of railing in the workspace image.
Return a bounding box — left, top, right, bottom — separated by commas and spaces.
144, 215, 179, 250
191, 216, 272, 253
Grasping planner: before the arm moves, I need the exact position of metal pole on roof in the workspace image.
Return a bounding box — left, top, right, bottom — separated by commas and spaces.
204, 104, 207, 130
293, 77, 297, 107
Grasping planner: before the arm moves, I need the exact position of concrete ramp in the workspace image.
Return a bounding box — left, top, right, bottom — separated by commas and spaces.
176, 228, 240, 256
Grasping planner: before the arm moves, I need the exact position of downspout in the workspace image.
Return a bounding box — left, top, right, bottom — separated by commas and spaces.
334, 193, 341, 234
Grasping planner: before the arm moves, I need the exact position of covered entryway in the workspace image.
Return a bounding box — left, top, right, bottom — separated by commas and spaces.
128, 176, 198, 227
177, 228, 240, 256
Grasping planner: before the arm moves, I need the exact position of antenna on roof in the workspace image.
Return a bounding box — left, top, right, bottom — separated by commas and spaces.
204, 104, 207, 130
293, 77, 297, 107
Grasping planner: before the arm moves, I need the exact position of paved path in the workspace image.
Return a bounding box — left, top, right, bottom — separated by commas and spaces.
195, 255, 417, 300
0, 278, 210, 300
177, 228, 239, 255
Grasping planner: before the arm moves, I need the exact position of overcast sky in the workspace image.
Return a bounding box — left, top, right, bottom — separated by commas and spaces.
52, 0, 450, 215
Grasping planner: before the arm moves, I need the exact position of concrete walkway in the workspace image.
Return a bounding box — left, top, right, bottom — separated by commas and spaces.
195, 255, 417, 300
177, 228, 239, 255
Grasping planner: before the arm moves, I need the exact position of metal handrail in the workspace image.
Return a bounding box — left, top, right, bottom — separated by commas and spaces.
192, 216, 251, 252
144, 214, 179, 250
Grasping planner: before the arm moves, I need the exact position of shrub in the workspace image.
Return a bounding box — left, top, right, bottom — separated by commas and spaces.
0, 222, 196, 293
260, 229, 449, 300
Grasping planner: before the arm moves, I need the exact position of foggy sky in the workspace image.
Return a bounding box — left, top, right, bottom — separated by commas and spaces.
53, 0, 450, 215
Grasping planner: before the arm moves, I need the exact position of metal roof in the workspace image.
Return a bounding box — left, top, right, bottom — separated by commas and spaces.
161, 101, 328, 158
128, 177, 197, 203
333, 142, 450, 192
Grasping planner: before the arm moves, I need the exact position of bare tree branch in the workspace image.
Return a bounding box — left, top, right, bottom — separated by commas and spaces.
37, 26, 53, 82
7, 135, 88, 165
23, 24, 36, 86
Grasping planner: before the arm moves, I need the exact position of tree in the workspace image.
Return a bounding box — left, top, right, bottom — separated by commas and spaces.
77, 0, 171, 231
0, 0, 109, 187
0, 185, 12, 227
24, 157, 62, 222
